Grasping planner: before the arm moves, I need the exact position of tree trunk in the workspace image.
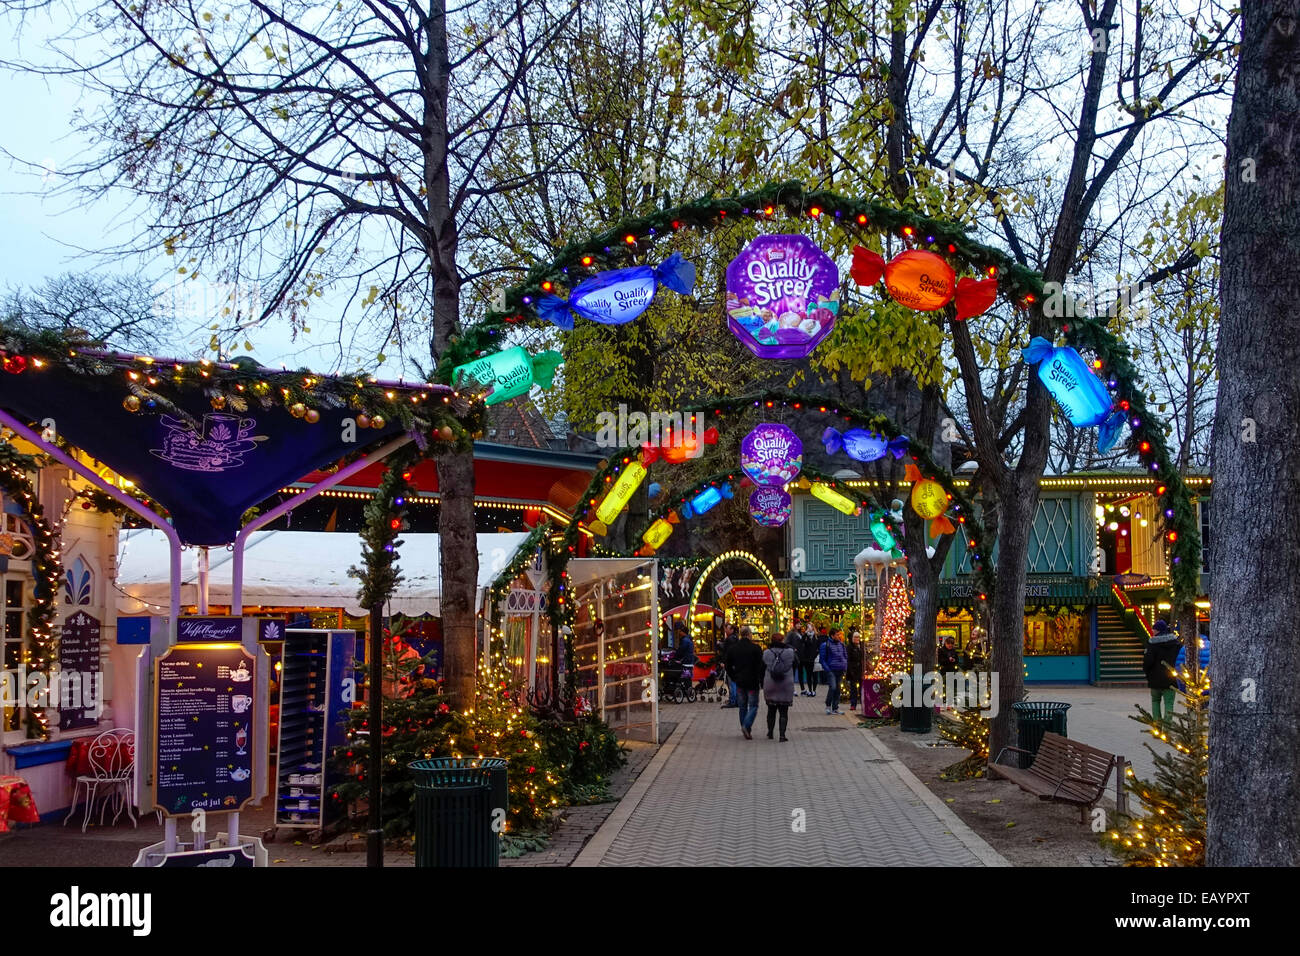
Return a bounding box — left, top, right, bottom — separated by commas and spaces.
437, 451, 479, 709
424, 0, 477, 711
1207, 0, 1300, 866
987, 472, 1035, 759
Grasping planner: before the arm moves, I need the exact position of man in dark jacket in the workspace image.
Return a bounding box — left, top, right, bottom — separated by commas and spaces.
785, 619, 808, 695
937, 636, 960, 675
845, 630, 865, 711
720, 623, 739, 708
1143, 619, 1182, 725
727, 626, 766, 739
798, 622, 819, 696
819, 627, 849, 715
672, 621, 695, 665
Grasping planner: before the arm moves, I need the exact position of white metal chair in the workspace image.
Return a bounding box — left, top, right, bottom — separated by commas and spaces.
65, 729, 136, 832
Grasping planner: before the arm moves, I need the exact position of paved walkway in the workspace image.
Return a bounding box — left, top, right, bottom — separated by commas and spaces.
575, 695, 1009, 867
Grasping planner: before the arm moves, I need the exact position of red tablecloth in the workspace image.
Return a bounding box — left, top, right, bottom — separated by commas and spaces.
0, 775, 39, 833
66, 736, 127, 776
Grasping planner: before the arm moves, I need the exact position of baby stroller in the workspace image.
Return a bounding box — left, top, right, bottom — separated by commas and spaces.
658, 652, 696, 704
695, 660, 728, 703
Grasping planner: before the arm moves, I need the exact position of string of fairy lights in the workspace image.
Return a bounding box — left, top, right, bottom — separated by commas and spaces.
0, 443, 63, 739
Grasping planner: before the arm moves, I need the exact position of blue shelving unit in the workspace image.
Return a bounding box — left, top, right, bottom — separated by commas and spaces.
273, 629, 354, 838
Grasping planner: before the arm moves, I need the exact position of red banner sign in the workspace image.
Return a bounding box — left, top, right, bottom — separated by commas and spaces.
731, 585, 773, 606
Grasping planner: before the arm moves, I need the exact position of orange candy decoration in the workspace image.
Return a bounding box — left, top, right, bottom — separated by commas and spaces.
883, 250, 955, 311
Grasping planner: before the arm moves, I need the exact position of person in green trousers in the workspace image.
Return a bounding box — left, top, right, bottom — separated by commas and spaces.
1142, 619, 1182, 725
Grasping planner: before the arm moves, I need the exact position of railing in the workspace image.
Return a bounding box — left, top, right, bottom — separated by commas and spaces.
1110, 580, 1153, 638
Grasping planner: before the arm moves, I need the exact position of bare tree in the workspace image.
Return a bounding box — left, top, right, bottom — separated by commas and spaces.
3, 271, 168, 350
2, 0, 588, 718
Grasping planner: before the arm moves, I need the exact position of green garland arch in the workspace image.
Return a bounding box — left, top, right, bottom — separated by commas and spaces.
0, 442, 63, 740
447, 181, 1202, 606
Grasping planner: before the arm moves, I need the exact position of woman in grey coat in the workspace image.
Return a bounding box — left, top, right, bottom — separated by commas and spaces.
763, 633, 798, 741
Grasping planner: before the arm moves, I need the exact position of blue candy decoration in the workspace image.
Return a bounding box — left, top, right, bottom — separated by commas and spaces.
647, 482, 662, 500
1021, 337, 1126, 452
821, 427, 909, 463
680, 483, 733, 519
538, 253, 696, 330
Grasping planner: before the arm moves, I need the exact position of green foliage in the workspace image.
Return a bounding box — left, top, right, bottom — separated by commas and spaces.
350, 452, 419, 612
0, 443, 61, 739
328, 650, 465, 838
1108, 676, 1208, 867
535, 714, 627, 803
937, 709, 990, 780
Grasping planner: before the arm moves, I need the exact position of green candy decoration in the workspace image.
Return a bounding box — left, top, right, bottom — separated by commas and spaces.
453, 347, 563, 406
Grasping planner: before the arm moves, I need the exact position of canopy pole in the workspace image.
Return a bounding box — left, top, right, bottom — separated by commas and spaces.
197, 547, 210, 614
229, 435, 414, 614
0, 408, 184, 640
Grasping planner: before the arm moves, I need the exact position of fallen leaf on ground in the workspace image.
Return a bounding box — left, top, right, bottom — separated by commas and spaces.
1005, 821, 1016, 828
986, 798, 1001, 804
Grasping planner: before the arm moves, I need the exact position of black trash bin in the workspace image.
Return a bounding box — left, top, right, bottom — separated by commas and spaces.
899, 705, 933, 733
1010, 701, 1070, 768
413, 757, 508, 821
409, 762, 503, 867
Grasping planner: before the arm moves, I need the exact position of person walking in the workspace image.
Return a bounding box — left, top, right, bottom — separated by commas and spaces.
819, 627, 849, 715
845, 629, 864, 712
720, 623, 740, 708
729, 626, 766, 739
798, 621, 819, 696
671, 621, 695, 665
938, 636, 960, 675
763, 631, 797, 741
785, 619, 808, 695
1143, 619, 1182, 726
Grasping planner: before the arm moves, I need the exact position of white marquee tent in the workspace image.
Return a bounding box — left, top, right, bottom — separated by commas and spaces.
114, 528, 530, 617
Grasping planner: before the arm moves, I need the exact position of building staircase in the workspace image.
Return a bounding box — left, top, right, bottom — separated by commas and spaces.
1096, 588, 1150, 684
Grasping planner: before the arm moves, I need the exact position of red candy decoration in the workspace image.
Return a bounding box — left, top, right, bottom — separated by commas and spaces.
850, 246, 886, 287
953, 276, 999, 321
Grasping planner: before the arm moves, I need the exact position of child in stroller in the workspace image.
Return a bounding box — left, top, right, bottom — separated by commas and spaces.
658, 653, 726, 703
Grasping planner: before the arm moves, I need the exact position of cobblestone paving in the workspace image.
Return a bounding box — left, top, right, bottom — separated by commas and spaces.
579, 696, 1009, 867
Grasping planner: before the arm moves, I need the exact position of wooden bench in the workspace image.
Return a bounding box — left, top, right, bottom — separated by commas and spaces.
990, 732, 1118, 823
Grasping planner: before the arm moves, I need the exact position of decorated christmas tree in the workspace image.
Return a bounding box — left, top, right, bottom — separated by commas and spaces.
329, 640, 463, 836
1107, 671, 1208, 866
871, 572, 912, 678
456, 649, 565, 833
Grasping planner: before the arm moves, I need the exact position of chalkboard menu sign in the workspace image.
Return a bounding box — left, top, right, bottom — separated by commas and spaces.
58, 611, 101, 731
154, 643, 256, 816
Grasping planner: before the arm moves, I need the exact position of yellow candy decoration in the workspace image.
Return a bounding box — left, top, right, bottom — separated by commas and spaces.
642, 517, 674, 550
810, 482, 857, 516
910, 477, 949, 519
596, 461, 647, 524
